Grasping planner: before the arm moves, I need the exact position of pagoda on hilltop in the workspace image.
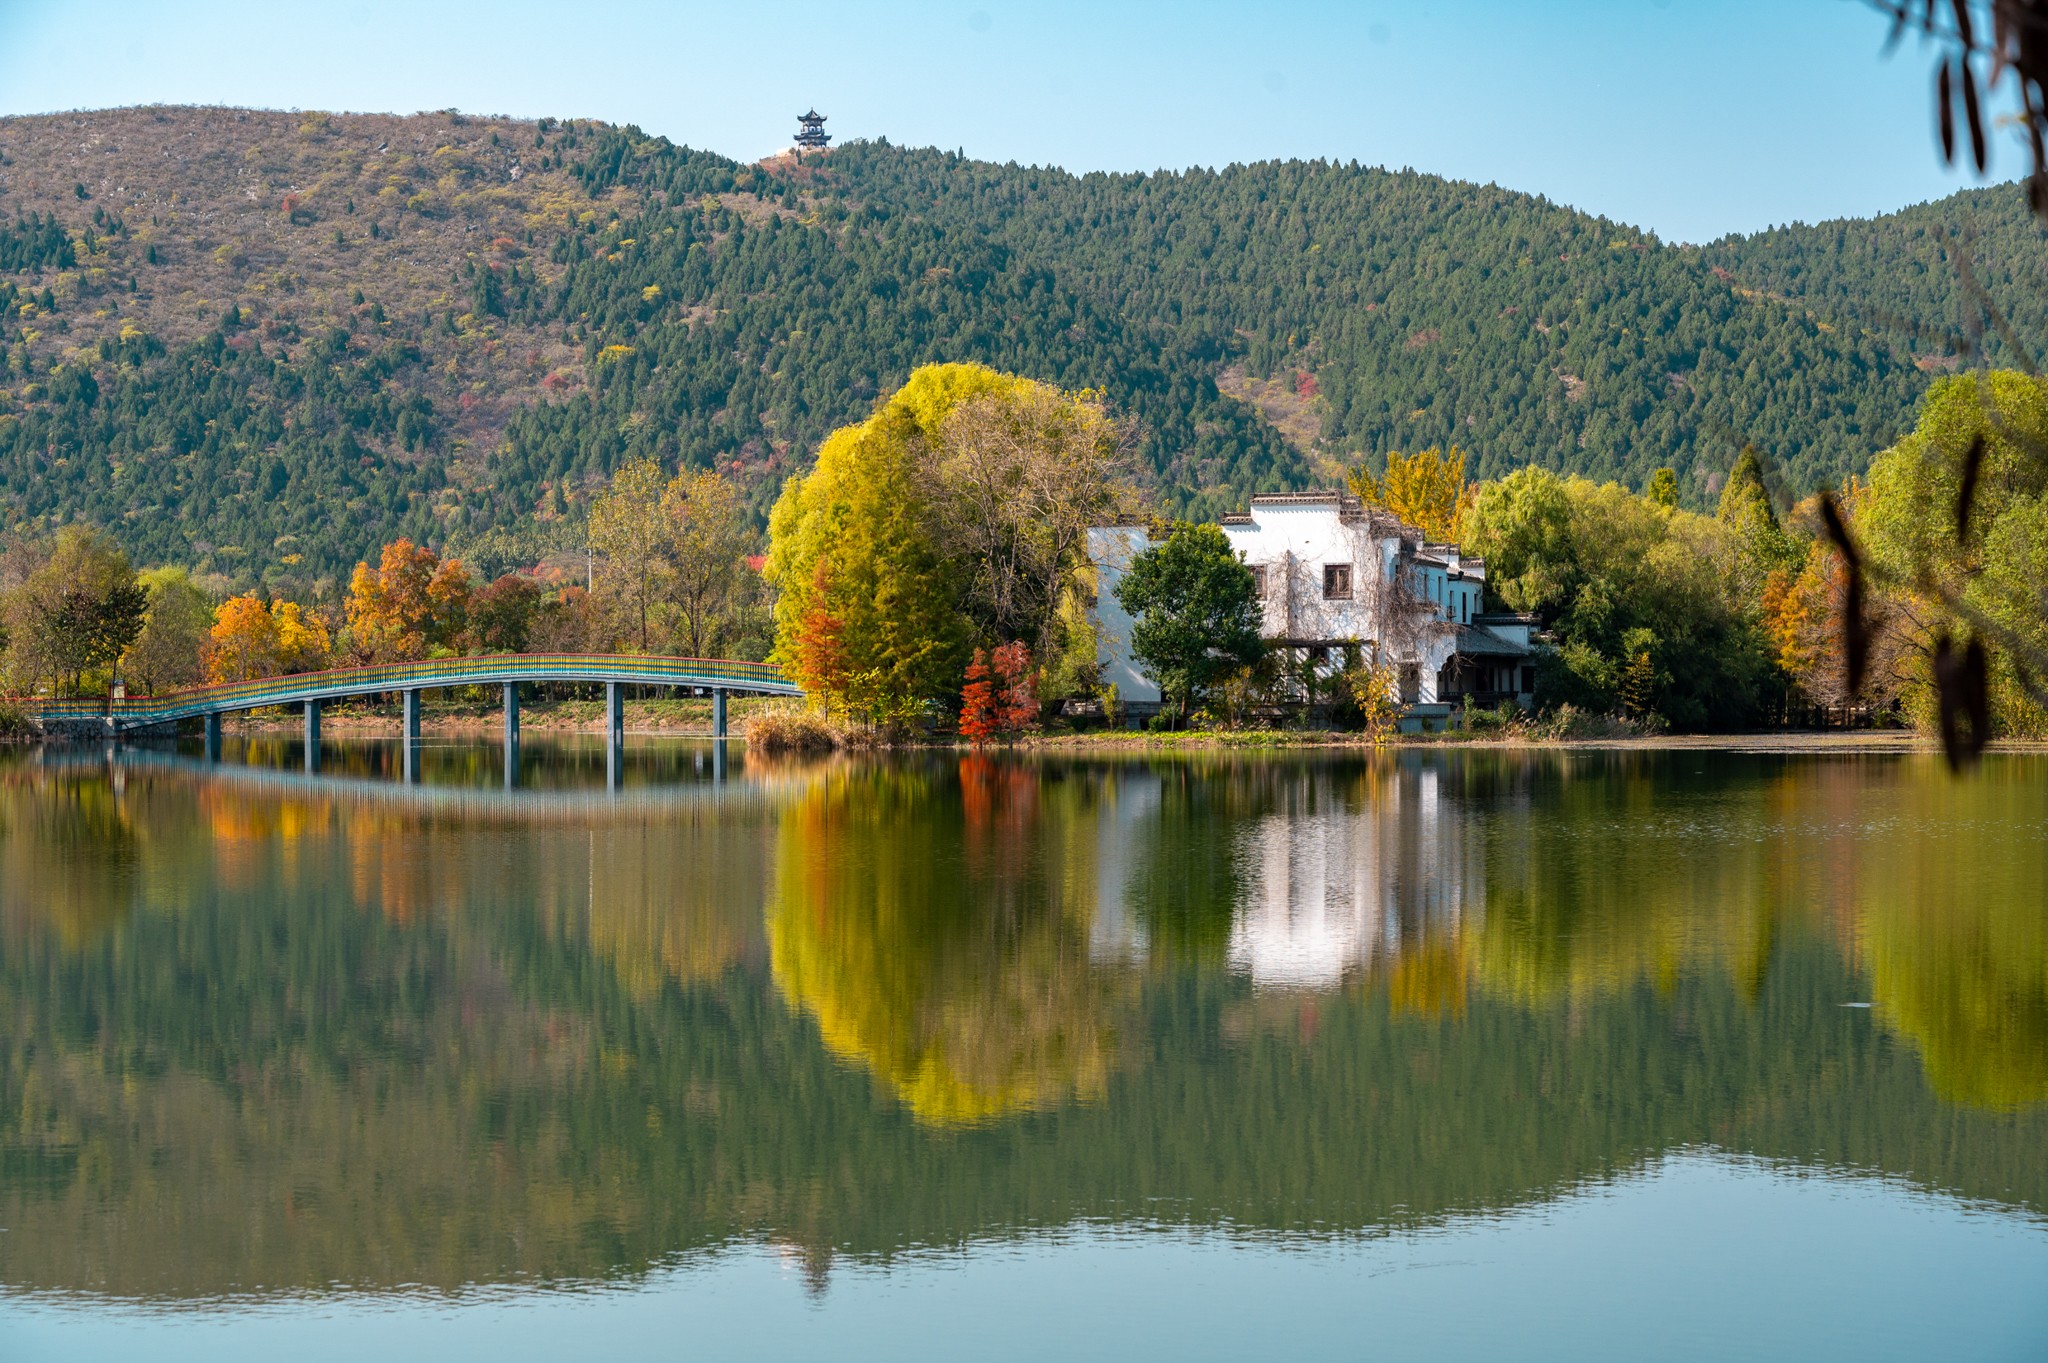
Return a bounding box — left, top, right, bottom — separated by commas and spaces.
794, 109, 830, 150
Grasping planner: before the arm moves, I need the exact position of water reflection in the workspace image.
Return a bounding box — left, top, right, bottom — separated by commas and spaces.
0, 743, 2044, 1305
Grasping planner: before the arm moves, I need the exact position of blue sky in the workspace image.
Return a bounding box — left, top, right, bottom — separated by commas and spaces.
0, 0, 2001, 243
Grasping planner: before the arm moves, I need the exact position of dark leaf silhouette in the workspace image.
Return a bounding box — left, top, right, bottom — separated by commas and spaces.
1956, 432, 1987, 539
1819, 491, 1869, 698
1962, 60, 1988, 169
1932, 633, 1993, 770
1940, 60, 1957, 162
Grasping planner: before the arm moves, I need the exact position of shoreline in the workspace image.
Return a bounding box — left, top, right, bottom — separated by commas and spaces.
140, 706, 2024, 755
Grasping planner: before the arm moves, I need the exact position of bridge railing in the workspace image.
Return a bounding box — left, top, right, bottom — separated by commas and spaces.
32, 652, 796, 723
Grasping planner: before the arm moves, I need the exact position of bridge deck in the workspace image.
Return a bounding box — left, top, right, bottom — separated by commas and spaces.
34, 653, 799, 732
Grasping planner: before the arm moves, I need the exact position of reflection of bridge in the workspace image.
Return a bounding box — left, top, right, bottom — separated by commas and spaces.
34, 654, 801, 784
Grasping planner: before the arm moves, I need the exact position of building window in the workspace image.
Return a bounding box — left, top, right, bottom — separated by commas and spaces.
1399, 663, 1420, 704
1250, 565, 1267, 596
1322, 563, 1352, 600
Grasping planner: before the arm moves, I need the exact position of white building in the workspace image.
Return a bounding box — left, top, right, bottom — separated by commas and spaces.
1086, 525, 1164, 710
1090, 492, 1536, 724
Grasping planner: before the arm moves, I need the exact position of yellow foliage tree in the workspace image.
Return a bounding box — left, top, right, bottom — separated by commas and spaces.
271, 600, 332, 674
1347, 445, 1477, 542
206, 595, 279, 683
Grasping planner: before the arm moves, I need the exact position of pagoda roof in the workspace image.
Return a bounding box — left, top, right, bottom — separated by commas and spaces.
799, 109, 826, 121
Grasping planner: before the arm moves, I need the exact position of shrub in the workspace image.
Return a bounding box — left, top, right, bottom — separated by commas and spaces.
742, 708, 840, 755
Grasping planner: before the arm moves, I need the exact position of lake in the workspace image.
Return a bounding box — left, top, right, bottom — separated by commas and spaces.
1, 738, 2044, 1361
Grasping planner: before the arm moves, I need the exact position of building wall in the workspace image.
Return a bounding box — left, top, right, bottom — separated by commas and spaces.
1218, 501, 1400, 643
1085, 526, 1162, 706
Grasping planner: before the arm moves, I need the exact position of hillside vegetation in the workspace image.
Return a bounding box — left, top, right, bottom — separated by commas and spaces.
0, 106, 2042, 587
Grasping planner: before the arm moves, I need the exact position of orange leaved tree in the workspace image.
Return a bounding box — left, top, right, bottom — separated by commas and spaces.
343, 539, 471, 663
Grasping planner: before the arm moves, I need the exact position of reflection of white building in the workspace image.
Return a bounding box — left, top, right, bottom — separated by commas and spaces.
1084, 762, 1485, 991
1089, 769, 1159, 965
1225, 764, 1479, 991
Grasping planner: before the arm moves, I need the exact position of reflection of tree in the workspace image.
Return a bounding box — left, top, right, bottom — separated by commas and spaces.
1471, 753, 1791, 1007
580, 810, 770, 995
1859, 763, 2048, 1112
3, 749, 2047, 1303
767, 758, 1127, 1125
0, 767, 142, 947
1461, 752, 2048, 1114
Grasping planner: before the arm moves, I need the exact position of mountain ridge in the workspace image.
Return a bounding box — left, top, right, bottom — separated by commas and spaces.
0, 106, 2040, 587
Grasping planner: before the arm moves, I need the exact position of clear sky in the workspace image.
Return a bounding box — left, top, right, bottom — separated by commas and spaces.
0, 0, 2005, 243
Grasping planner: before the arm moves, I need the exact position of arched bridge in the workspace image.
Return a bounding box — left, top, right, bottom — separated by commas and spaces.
35, 654, 800, 770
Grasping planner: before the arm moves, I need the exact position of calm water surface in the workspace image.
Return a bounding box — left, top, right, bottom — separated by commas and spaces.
1, 738, 2044, 1360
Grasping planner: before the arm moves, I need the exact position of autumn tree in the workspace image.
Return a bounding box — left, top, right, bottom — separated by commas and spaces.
959, 642, 1039, 744
769, 363, 1130, 721
926, 383, 1134, 653
121, 567, 213, 694
1347, 445, 1475, 542
590, 458, 671, 652
471, 573, 544, 653
767, 366, 994, 721
343, 539, 470, 663
661, 469, 752, 657
206, 594, 279, 683
272, 600, 332, 673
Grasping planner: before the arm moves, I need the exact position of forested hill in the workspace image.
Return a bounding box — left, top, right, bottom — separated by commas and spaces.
0, 107, 2041, 587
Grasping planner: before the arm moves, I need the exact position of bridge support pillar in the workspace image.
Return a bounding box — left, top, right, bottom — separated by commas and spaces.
204, 712, 222, 763
503, 682, 520, 790
304, 699, 321, 773
402, 689, 422, 784
712, 688, 727, 740
713, 739, 727, 783
606, 682, 624, 790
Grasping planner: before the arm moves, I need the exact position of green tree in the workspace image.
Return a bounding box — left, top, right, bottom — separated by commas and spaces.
1112, 523, 1264, 724
1646, 467, 1679, 509
1858, 370, 2048, 735
4, 526, 147, 696
1717, 444, 1800, 602
1466, 468, 1774, 729
121, 567, 214, 694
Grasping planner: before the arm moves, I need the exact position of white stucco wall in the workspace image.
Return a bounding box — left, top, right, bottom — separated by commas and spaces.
1085, 526, 1162, 706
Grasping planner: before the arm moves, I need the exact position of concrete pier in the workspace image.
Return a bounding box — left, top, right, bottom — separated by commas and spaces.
304, 699, 321, 772
712, 688, 728, 739
204, 712, 222, 763
503, 681, 520, 789
606, 681, 624, 790
402, 689, 422, 784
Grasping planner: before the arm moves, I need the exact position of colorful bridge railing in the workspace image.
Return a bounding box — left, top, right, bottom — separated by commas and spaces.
33, 653, 800, 732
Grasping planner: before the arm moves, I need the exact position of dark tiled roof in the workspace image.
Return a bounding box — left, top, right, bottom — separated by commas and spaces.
1453, 623, 1533, 657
